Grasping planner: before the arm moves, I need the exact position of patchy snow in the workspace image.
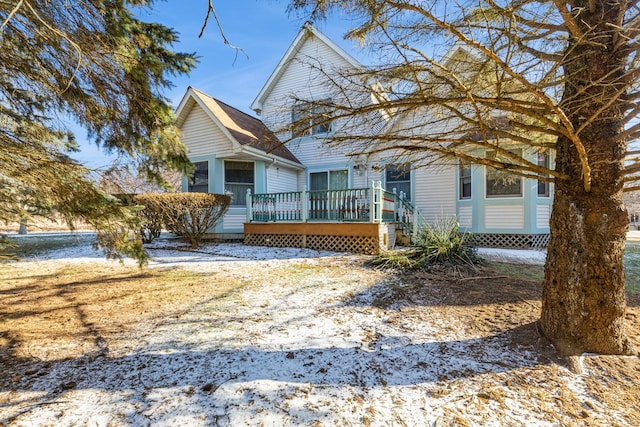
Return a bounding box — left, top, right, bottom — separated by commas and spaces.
0, 236, 629, 426
477, 247, 546, 265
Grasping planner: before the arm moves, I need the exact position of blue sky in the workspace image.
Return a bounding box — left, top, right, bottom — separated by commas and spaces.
75, 0, 367, 167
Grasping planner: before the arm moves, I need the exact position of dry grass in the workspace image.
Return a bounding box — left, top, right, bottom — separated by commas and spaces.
1, 253, 640, 425
0, 217, 92, 234
0, 263, 244, 362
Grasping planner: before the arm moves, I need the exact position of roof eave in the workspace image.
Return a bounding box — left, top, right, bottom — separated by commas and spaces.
240, 145, 305, 170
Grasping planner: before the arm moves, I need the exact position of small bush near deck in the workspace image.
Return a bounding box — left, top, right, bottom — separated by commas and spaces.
369, 217, 477, 271
414, 216, 477, 266
367, 249, 423, 270
134, 193, 231, 247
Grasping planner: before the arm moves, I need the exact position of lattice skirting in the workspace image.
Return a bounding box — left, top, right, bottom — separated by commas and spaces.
245, 233, 380, 254
469, 233, 550, 248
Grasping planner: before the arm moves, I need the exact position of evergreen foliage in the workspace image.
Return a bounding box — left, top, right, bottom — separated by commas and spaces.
0, 1, 196, 262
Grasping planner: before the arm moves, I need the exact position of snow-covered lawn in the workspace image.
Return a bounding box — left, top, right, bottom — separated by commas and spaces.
1, 238, 638, 426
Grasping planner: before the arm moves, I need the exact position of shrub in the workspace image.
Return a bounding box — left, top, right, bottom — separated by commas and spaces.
369, 217, 477, 271
413, 216, 477, 266
133, 193, 231, 247
128, 194, 163, 243
366, 248, 422, 270
0, 234, 17, 261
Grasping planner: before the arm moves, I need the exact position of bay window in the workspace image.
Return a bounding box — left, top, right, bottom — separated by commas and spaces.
486, 149, 523, 198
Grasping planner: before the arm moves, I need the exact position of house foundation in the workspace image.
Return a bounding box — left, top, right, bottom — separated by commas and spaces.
244, 222, 395, 255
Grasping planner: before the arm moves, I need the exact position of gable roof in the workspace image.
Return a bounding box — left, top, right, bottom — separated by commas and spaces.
250, 22, 363, 114
175, 87, 302, 167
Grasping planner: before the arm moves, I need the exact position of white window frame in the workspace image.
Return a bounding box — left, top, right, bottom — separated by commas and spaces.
309, 169, 348, 191
291, 99, 332, 137
385, 163, 412, 201
188, 161, 209, 193
224, 160, 255, 206
537, 151, 551, 198
459, 160, 472, 200
485, 149, 523, 199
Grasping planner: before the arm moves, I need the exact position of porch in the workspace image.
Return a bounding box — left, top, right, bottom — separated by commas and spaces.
244, 182, 419, 254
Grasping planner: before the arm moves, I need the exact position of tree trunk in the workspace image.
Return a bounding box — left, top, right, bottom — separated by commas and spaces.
542, 160, 632, 355
18, 219, 27, 235
540, 0, 635, 355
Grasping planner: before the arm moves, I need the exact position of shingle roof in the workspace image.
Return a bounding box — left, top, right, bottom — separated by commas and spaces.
189, 88, 301, 165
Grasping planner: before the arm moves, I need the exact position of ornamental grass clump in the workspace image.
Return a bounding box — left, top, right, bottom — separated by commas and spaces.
414, 217, 477, 266
369, 217, 477, 271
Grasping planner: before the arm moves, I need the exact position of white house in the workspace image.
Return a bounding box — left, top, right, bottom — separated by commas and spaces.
175, 23, 552, 250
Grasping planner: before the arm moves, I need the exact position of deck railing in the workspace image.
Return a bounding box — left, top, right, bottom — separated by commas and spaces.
395, 191, 425, 243
247, 181, 421, 238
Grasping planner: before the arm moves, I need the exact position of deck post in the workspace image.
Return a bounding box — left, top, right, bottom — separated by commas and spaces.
377, 181, 383, 223
413, 205, 419, 241
246, 188, 253, 223
393, 188, 398, 221
302, 185, 308, 222
370, 181, 376, 223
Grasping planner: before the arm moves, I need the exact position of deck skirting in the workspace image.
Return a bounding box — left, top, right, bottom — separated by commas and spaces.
469, 233, 550, 248
244, 222, 395, 254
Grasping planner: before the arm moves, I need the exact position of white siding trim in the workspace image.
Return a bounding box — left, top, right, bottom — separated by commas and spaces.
223, 213, 246, 231
485, 205, 524, 229
413, 165, 457, 225
267, 166, 298, 193
536, 205, 551, 229
181, 106, 234, 158
458, 206, 473, 229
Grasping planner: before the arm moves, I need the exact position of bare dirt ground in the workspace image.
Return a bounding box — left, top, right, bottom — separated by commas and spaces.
0, 242, 639, 425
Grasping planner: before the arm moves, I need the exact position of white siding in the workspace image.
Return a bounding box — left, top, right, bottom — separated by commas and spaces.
267, 166, 299, 193
223, 213, 245, 230
297, 172, 307, 191
413, 165, 457, 224
181, 105, 234, 158
536, 204, 551, 229
485, 205, 524, 229
260, 35, 360, 167
351, 168, 370, 189
458, 206, 473, 229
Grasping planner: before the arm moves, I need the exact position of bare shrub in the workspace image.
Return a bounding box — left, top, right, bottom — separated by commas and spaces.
134, 193, 231, 247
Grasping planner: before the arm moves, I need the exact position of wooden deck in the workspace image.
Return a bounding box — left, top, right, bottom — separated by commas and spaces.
244, 222, 396, 254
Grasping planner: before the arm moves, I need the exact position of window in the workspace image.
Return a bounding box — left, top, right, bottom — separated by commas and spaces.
309, 170, 348, 191
385, 164, 411, 200
459, 160, 472, 199
225, 161, 254, 206
292, 100, 332, 137
486, 149, 522, 198
188, 161, 208, 193
537, 151, 550, 197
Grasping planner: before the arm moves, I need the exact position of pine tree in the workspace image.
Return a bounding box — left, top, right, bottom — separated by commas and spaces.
287, 0, 640, 355
0, 0, 196, 263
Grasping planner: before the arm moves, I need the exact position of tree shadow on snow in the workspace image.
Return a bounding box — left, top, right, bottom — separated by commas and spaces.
0, 320, 561, 425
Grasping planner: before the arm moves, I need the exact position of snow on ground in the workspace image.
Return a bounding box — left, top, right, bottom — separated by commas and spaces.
0, 236, 619, 426
476, 247, 546, 265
